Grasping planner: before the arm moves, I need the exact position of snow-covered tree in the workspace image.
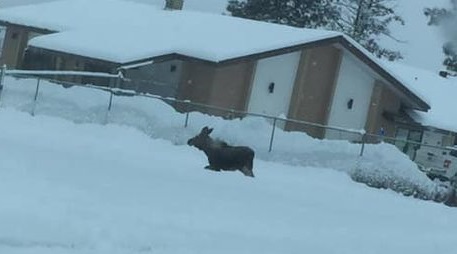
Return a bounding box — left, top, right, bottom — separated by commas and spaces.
424, 0, 457, 71
333, 0, 404, 61
226, 0, 340, 29
226, 0, 404, 61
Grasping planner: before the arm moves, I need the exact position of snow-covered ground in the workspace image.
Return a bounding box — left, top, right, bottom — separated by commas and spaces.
0, 75, 440, 195
0, 76, 456, 254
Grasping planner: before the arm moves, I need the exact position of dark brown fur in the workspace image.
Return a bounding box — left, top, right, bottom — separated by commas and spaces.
187, 127, 255, 177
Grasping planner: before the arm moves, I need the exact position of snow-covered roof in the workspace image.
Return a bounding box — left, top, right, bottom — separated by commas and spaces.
28, 16, 339, 64
0, 0, 161, 32
0, 0, 341, 63
0, 0, 431, 111
383, 62, 457, 132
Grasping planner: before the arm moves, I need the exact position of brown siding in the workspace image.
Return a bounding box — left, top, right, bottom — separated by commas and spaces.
209, 62, 255, 113
1, 26, 29, 68
365, 80, 402, 140
176, 60, 254, 117
23, 47, 120, 86
56, 56, 85, 83
177, 61, 215, 105
286, 46, 342, 138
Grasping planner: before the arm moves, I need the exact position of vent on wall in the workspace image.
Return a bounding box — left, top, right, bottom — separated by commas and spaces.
268, 82, 275, 94
347, 98, 354, 109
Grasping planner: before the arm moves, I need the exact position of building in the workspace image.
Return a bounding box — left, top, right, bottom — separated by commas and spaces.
382, 63, 457, 159
0, 0, 430, 141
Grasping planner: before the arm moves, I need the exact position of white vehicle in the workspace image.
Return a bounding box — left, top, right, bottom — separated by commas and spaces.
415, 146, 457, 183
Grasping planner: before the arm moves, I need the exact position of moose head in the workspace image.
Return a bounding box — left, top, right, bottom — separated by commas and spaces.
187, 126, 255, 177
187, 126, 214, 150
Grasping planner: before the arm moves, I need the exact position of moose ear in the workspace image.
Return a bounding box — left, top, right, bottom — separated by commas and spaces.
201, 126, 210, 134
208, 128, 213, 134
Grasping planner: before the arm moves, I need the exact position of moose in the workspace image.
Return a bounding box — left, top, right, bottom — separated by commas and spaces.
187, 126, 255, 177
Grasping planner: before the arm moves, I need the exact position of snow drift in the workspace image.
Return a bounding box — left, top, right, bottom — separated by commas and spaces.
0, 75, 450, 203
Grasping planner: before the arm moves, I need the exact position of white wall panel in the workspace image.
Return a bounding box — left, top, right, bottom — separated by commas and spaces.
326, 52, 374, 140
248, 51, 301, 119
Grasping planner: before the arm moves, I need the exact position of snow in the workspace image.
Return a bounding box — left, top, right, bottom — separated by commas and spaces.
382, 62, 457, 133
28, 23, 338, 64
1, 0, 452, 72
0, 0, 160, 32
0, 0, 431, 113
0, 75, 456, 253
0, 0, 229, 14
341, 35, 431, 107
0, 74, 443, 193
6, 69, 119, 78
379, 0, 450, 72
0, 0, 341, 63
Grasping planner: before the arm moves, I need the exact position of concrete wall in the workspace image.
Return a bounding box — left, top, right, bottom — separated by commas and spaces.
248, 51, 301, 118
325, 52, 375, 141
286, 45, 342, 138
124, 60, 183, 98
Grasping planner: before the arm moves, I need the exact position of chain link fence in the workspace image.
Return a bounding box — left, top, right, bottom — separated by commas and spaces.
1, 67, 456, 193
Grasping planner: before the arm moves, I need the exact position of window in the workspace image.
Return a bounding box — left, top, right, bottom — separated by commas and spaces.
170, 64, 177, 72
450, 150, 457, 157
394, 128, 423, 160
11, 32, 19, 40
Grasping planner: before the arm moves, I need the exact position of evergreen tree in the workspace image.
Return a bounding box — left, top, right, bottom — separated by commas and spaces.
227, 0, 340, 29
424, 0, 457, 71
227, 0, 404, 61
334, 0, 404, 60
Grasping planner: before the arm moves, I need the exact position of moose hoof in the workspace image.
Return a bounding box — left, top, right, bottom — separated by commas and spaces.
204, 165, 221, 171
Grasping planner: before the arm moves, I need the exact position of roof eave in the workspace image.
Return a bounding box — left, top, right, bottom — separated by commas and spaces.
0, 19, 57, 34
27, 32, 430, 113
337, 37, 430, 112
120, 36, 343, 67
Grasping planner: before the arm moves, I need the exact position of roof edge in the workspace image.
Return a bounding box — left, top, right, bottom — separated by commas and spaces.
0, 20, 57, 34
337, 36, 430, 112
26, 31, 431, 112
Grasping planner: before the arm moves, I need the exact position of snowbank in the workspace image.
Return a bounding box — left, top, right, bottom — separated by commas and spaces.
0, 75, 449, 202
1, 107, 456, 254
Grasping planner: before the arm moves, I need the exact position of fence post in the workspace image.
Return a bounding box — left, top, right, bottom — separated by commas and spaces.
359, 133, 366, 157
103, 71, 122, 124
31, 78, 41, 116
108, 92, 114, 111
116, 70, 123, 89
269, 118, 277, 152
184, 111, 190, 128
104, 91, 114, 124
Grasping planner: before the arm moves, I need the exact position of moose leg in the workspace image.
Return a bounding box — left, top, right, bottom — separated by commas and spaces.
242, 156, 255, 177
240, 166, 254, 177
204, 165, 221, 171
